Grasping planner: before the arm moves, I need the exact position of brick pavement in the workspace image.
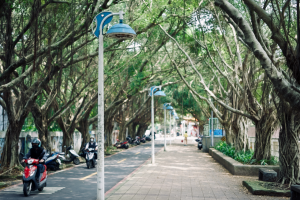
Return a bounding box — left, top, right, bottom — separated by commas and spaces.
105, 144, 288, 200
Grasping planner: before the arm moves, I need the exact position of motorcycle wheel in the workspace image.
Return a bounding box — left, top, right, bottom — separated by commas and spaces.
92, 159, 96, 168
87, 161, 90, 169
73, 157, 80, 165
23, 182, 32, 196
125, 145, 129, 149
143, 140, 146, 143
137, 142, 140, 145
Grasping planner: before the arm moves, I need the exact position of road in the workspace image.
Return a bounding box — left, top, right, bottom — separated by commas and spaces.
0, 142, 163, 199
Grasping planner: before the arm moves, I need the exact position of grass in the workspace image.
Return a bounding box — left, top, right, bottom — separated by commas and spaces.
215, 141, 278, 165
105, 146, 117, 155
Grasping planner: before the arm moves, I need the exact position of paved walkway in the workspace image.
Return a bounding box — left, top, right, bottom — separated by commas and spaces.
105, 144, 288, 200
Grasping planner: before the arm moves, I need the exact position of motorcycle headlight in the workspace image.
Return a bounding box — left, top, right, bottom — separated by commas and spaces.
27, 160, 33, 164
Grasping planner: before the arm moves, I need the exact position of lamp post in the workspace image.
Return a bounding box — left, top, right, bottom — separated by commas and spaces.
163, 103, 171, 151
173, 113, 176, 139
182, 120, 186, 137
149, 86, 166, 164
175, 115, 179, 138
169, 110, 172, 144
165, 105, 173, 147
92, 11, 136, 200
172, 110, 177, 139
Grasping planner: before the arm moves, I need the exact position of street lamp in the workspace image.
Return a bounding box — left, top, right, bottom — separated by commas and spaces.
172, 111, 177, 139
163, 103, 172, 151
169, 110, 173, 144
166, 105, 173, 145
149, 86, 166, 164
92, 11, 136, 200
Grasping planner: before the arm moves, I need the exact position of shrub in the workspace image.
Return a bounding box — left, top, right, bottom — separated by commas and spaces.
215, 141, 278, 165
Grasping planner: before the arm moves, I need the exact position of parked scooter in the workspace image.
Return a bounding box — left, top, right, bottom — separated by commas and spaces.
114, 139, 129, 149
140, 135, 146, 143
195, 136, 203, 150
45, 152, 64, 171
62, 145, 80, 165
145, 134, 151, 141
135, 136, 141, 145
85, 148, 96, 169
22, 158, 47, 196
126, 135, 140, 145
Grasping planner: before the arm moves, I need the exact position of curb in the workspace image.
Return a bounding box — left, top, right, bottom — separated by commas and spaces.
105, 146, 164, 197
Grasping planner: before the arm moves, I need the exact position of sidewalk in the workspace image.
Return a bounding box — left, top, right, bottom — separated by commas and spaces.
105, 144, 288, 200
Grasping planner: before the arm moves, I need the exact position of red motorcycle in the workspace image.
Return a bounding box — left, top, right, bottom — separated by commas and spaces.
23, 158, 47, 196
114, 139, 129, 149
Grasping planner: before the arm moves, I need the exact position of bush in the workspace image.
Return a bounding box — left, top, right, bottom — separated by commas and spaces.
215, 141, 278, 165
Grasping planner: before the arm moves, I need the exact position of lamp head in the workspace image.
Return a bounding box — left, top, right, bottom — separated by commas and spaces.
166, 105, 173, 110
106, 21, 136, 39
154, 90, 166, 96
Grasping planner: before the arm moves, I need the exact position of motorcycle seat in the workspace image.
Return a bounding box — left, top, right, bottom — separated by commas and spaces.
59, 152, 65, 155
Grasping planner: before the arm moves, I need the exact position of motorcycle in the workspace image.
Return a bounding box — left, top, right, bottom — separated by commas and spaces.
62, 145, 80, 165
195, 137, 203, 150
22, 158, 47, 196
140, 135, 146, 143
145, 135, 151, 141
45, 152, 65, 171
135, 136, 141, 145
114, 139, 129, 149
126, 135, 140, 145
85, 148, 96, 169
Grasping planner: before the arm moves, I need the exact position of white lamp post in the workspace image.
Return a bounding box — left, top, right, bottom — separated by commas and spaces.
149, 86, 166, 164
92, 11, 136, 200
163, 103, 171, 151
164, 104, 173, 150
169, 110, 172, 145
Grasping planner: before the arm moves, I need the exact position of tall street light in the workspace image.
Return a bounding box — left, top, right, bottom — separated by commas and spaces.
175, 114, 179, 137
169, 110, 173, 144
173, 112, 176, 139
164, 104, 173, 150
92, 11, 136, 200
172, 110, 177, 138
149, 86, 166, 164
163, 103, 171, 151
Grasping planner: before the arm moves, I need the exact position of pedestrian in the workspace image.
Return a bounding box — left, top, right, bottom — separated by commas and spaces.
183, 131, 188, 145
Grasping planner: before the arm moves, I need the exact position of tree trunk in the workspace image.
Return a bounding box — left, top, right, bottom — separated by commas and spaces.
31, 106, 51, 153
232, 116, 249, 151
1, 123, 23, 168
119, 122, 126, 141
277, 103, 300, 185
127, 123, 135, 137
104, 120, 113, 147
77, 119, 90, 151
62, 130, 73, 153
136, 123, 148, 137
253, 116, 273, 160
223, 123, 234, 145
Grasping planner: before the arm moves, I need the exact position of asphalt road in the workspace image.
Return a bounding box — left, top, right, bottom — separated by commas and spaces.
0, 142, 163, 200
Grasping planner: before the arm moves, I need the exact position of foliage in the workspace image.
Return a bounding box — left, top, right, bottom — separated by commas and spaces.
215, 141, 278, 165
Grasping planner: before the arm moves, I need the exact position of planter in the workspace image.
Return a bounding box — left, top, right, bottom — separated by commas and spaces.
209, 148, 279, 176
243, 180, 290, 197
